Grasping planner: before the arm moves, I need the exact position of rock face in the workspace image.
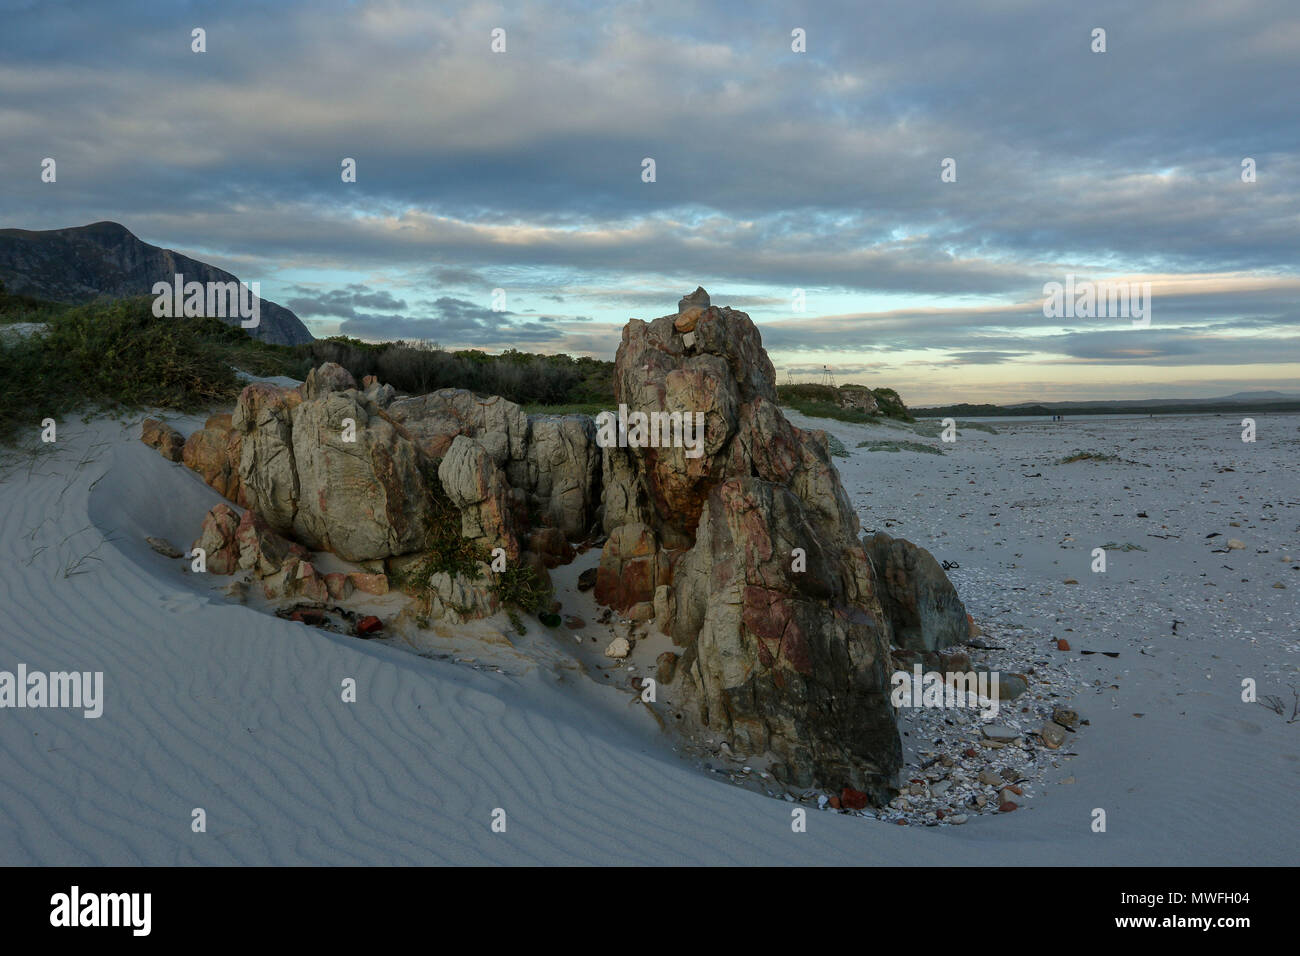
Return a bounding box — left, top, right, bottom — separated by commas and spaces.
187, 364, 602, 620
866, 531, 968, 652
598, 291, 903, 800
182, 413, 246, 506
0, 221, 313, 345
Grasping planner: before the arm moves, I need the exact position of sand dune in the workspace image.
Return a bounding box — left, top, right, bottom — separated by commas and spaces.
1, 411, 1296, 864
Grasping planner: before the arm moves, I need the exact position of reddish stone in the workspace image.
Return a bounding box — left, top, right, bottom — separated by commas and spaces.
840, 787, 869, 811
348, 572, 389, 595
999, 800, 1019, 813
1056, 638, 1071, 651
141, 418, 185, 461
356, 615, 383, 636
828, 795, 841, 810
290, 609, 328, 627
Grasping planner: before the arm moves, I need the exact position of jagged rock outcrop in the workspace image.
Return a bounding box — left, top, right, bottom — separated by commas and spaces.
865, 531, 967, 652
598, 290, 906, 800
181, 364, 602, 622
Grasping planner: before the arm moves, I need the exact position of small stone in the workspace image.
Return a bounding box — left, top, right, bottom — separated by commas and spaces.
656, 651, 679, 684
1063, 578, 1079, 585
981, 724, 1020, 742
978, 769, 1003, 786
828, 795, 841, 809
1227, 539, 1246, 550
1051, 707, 1079, 729
998, 800, 1019, 813
577, 567, 598, 591
348, 572, 389, 595
146, 536, 183, 558
355, 615, 383, 637
674, 306, 706, 333
564, 615, 586, 629
604, 637, 631, 659
1056, 638, 1071, 651
628, 601, 655, 622
1039, 721, 1068, 749
1272, 582, 1286, 589
840, 787, 869, 811
948, 813, 969, 825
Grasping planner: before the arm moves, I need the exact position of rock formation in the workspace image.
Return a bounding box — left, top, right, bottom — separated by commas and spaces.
597, 290, 906, 800
147, 290, 970, 807
170, 362, 601, 618
865, 531, 967, 652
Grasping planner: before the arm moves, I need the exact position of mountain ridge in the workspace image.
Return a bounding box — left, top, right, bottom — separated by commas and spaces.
0, 221, 313, 345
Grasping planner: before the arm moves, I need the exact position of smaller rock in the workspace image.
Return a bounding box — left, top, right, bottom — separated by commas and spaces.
1051, 707, 1079, 729
628, 601, 655, 622
1039, 721, 1068, 749
348, 572, 389, 595
677, 286, 710, 313
1056, 638, 1071, 651
1227, 539, 1246, 550
978, 769, 1003, 786
324, 572, 352, 600
981, 724, 1020, 742
577, 567, 598, 592
146, 536, 183, 558
998, 800, 1018, 813
656, 651, 679, 685
840, 787, 869, 811
140, 418, 185, 461
604, 636, 631, 659
1063, 578, 1079, 585
355, 615, 383, 637
947, 813, 968, 825
564, 615, 586, 629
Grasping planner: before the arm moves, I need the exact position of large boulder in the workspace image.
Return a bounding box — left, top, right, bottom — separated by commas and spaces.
521, 415, 601, 539
597, 290, 908, 800
290, 391, 433, 561
437, 435, 520, 559
298, 362, 357, 400
232, 382, 302, 532
231, 376, 434, 562
672, 478, 898, 794
865, 531, 967, 652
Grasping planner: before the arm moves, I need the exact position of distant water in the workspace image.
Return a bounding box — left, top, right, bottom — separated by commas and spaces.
949, 412, 1264, 424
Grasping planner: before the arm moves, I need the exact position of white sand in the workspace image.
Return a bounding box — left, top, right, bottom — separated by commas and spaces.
1, 410, 1296, 864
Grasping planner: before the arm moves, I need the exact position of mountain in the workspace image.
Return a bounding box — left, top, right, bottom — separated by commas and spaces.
0, 222, 313, 345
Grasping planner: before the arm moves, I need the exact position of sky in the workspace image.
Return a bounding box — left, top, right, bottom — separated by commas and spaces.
2, 0, 1298, 405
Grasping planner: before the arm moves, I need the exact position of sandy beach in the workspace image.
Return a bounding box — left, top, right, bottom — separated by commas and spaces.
2, 406, 1294, 865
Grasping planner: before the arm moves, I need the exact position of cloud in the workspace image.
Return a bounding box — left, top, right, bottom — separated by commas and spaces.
286, 283, 408, 318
